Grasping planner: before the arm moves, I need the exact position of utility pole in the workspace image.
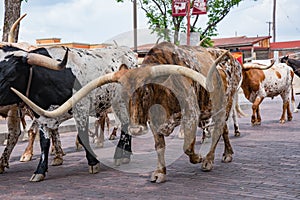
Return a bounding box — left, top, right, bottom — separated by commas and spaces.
272, 0, 276, 42
133, 0, 137, 52
266, 21, 272, 36
187, 0, 191, 45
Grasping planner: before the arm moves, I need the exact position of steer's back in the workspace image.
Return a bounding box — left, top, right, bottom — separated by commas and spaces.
142, 42, 242, 122
47, 45, 138, 114
261, 63, 294, 98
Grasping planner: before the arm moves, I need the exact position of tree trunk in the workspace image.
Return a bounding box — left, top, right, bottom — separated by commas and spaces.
2, 0, 22, 42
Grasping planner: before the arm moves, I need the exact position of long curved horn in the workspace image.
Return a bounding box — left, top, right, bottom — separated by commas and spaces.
146, 64, 208, 90
8, 13, 27, 43
12, 48, 68, 70
206, 50, 229, 92
196, 36, 208, 46
242, 60, 275, 70
11, 58, 225, 118
10, 71, 121, 118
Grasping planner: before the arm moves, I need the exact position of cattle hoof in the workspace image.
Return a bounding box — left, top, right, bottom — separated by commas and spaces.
122, 158, 131, 164
95, 142, 104, 148
279, 119, 285, 124
89, 163, 100, 174
222, 154, 233, 163
75, 142, 83, 151
114, 159, 121, 166
109, 134, 116, 140
150, 171, 166, 183
0, 166, 5, 174
251, 121, 261, 126
30, 174, 45, 182
20, 153, 33, 162
234, 131, 240, 137
50, 146, 55, 155
178, 130, 184, 139
288, 117, 293, 121
189, 154, 202, 164
293, 109, 298, 113
51, 157, 63, 166
0, 160, 8, 173
201, 160, 213, 172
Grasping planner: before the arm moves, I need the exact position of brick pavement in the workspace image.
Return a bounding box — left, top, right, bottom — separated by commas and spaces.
0, 96, 299, 200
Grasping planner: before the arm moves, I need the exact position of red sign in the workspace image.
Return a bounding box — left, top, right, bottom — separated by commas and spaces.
172, 0, 188, 16
192, 0, 207, 15
231, 52, 243, 65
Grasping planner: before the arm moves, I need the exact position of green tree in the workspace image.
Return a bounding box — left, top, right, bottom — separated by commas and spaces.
2, 0, 27, 42
116, 0, 250, 46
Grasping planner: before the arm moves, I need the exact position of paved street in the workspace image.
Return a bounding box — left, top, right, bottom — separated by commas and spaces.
0, 96, 299, 200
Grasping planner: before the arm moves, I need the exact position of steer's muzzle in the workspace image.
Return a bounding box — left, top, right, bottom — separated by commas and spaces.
128, 125, 148, 136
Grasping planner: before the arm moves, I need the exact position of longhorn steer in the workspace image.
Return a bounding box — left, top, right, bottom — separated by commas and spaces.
241, 62, 297, 125
280, 55, 300, 109
125, 43, 243, 182
281, 55, 300, 77
0, 44, 69, 174
0, 14, 67, 170
16, 42, 243, 183
0, 44, 137, 181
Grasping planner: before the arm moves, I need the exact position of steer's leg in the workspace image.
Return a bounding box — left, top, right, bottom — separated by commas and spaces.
201, 123, 224, 172
150, 126, 167, 183
109, 127, 118, 140
94, 114, 105, 148
280, 101, 288, 123
114, 123, 132, 165
74, 102, 100, 174
221, 124, 234, 163
252, 97, 263, 125
181, 90, 201, 164
20, 120, 38, 162
30, 126, 50, 182
50, 129, 64, 166
231, 105, 240, 137
281, 93, 293, 122
148, 105, 168, 183
112, 94, 132, 165
0, 106, 21, 173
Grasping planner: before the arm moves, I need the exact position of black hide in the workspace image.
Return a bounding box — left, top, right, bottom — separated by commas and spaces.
0, 46, 76, 112
281, 56, 300, 77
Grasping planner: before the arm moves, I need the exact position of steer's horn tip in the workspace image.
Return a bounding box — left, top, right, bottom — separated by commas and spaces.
10, 87, 21, 95
20, 13, 27, 19
58, 48, 69, 69
10, 87, 24, 99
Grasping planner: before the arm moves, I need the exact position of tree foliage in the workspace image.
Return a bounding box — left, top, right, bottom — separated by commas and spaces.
116, 0, 249, 46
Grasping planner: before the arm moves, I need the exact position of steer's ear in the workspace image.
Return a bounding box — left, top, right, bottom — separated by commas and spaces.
113, 64, 130, 81
119, 63, 129, 71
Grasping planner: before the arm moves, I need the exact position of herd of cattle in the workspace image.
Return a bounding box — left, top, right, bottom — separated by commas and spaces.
0, 16, 299, 183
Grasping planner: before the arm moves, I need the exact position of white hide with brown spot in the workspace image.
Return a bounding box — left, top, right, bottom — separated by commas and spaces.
241, 62, 297, 124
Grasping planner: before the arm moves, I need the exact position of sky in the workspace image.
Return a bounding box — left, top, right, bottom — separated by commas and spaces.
0, 0, 299, 47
